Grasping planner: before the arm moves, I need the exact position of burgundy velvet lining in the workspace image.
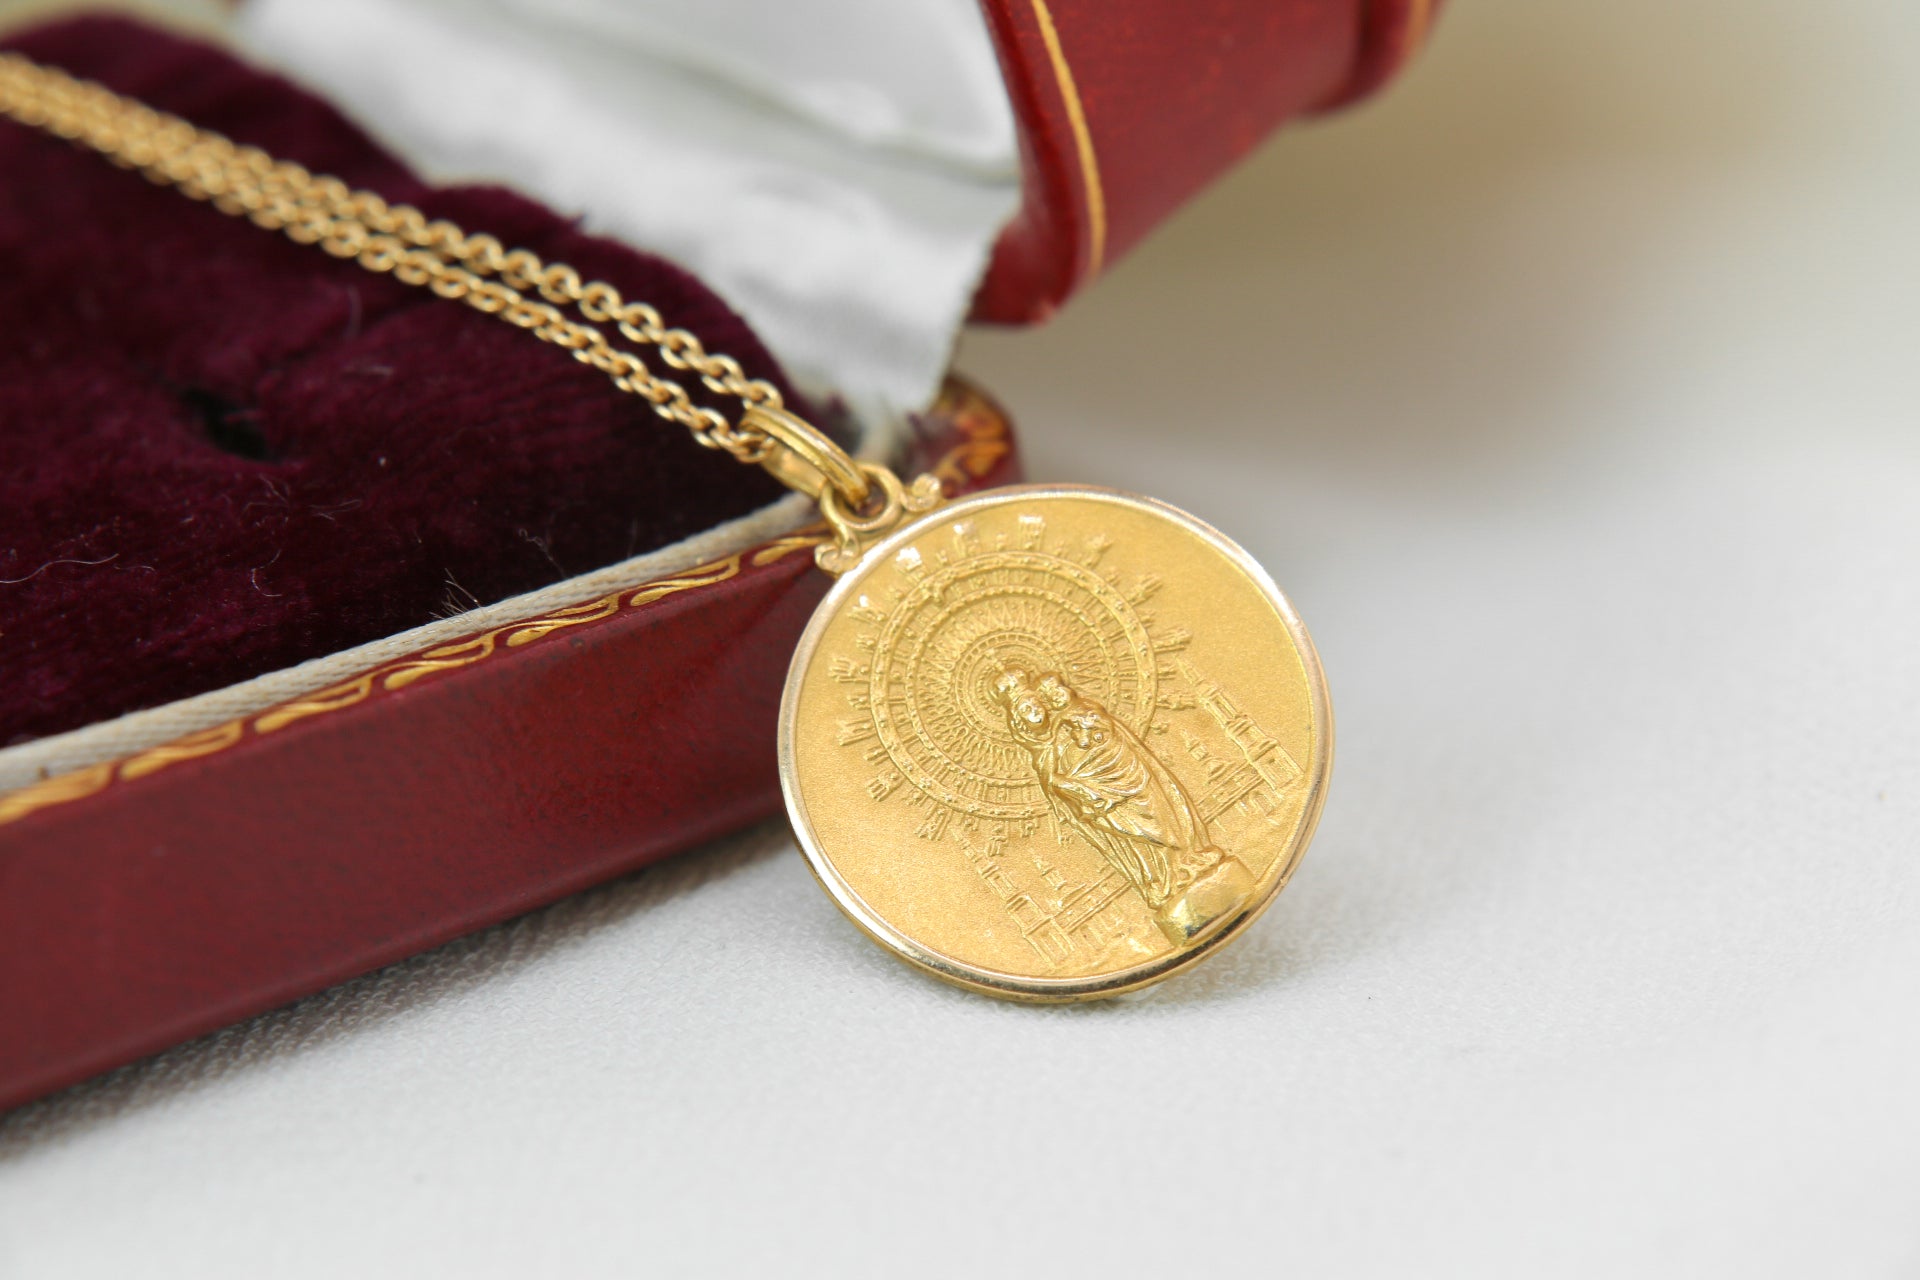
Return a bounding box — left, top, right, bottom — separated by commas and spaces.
1, 16, 800, 747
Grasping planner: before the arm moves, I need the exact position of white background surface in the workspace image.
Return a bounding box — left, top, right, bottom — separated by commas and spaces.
5, 0, 1920, 1274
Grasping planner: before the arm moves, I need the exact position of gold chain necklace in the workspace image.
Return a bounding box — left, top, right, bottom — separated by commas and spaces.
1, 50, 1331, 1001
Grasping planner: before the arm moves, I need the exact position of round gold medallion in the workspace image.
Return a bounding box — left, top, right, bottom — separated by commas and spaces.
780, 485, 1331, 1000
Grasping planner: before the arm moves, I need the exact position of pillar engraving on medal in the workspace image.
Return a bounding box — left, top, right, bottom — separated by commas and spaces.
828, 510, 1306, 975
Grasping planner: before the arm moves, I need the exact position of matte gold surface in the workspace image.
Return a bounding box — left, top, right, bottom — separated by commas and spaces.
781, 486, 1331, 1000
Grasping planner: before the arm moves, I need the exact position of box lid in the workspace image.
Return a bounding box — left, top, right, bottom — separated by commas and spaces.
972, 0, 1441, 322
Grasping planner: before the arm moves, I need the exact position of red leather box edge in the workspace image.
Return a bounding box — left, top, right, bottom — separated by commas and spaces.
0, 382, 1017, 1113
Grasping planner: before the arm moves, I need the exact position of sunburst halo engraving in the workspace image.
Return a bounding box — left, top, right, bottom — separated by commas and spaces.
868, 535, 1156, 822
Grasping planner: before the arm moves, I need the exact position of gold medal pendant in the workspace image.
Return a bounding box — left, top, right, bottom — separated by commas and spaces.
0, 54, 1331, 1003
779, 482, 1332, 1001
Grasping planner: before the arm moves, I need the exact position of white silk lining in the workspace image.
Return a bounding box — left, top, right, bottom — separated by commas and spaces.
238, 0, 1023, 423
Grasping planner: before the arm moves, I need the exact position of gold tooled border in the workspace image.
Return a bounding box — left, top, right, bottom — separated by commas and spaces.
1030, 0, 1107, 278
0, 539, 814, 827
0, 383, 1012, 828
1405, 0, 1435, 58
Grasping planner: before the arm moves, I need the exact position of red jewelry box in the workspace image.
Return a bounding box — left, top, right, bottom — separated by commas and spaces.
0, 1, 1436, 1110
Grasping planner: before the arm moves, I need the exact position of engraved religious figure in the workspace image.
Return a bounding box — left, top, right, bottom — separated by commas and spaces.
992, 667, 1256, 947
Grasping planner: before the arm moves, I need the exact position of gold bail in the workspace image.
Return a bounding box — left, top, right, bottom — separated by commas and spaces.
740, 404, 872, 510
741, 404, 944, 574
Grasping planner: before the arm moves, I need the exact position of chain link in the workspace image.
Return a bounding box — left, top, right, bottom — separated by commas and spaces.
0, 50, 788, 464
